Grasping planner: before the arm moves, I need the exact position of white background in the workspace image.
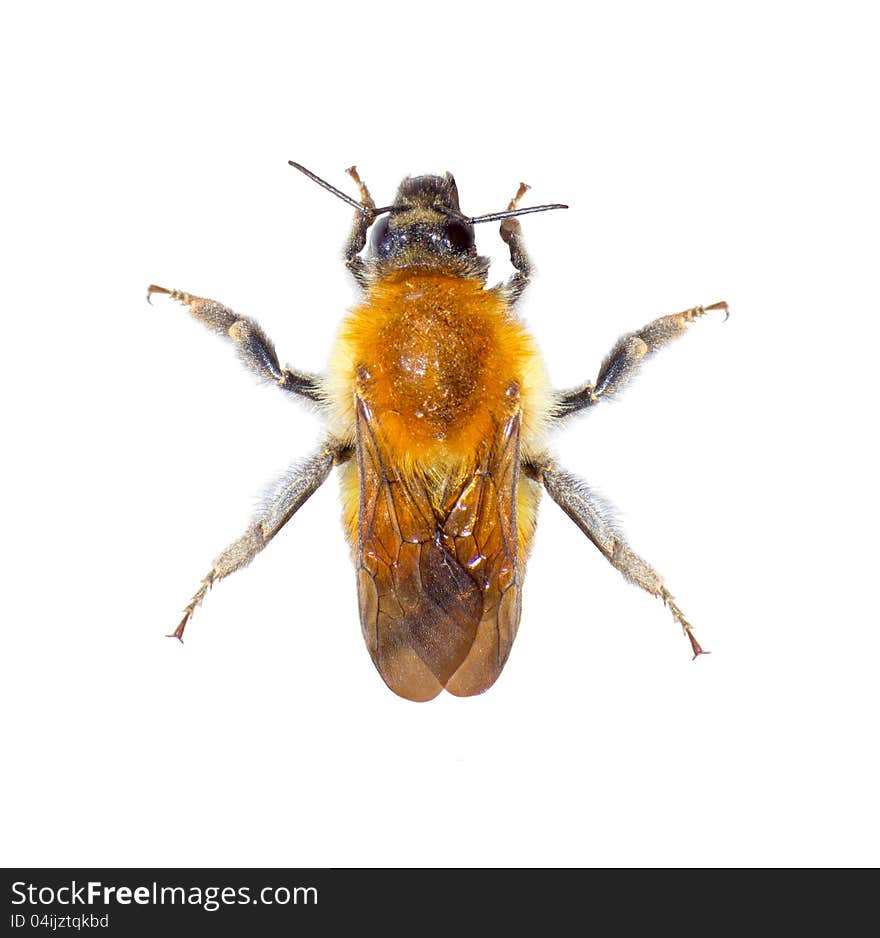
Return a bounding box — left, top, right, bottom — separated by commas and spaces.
2, 1, 878, 868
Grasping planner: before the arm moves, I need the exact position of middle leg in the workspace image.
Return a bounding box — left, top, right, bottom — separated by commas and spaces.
147, 285, 323, 403
555, 301, 728, 417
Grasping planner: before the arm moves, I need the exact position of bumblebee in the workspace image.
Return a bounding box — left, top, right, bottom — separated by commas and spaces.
149, 162, 726, 701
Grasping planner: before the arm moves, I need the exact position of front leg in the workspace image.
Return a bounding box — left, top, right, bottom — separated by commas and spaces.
529, 460, 708, 658
147, 285, 323, 403
341, 165, 376, 288
499, 182, 533, 305
555, 301, 728, 417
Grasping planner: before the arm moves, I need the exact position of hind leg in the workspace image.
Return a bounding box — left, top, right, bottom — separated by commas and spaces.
530, 461, 708, 657
171, 440, 350, 640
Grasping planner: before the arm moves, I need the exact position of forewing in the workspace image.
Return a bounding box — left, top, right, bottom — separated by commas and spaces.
442, 410, 522, 697
355, 397, 523, 701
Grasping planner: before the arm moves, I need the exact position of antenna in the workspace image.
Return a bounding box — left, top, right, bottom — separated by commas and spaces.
469, 203, 568, 225
289, 161, 567, 223
288, 161, 393, 216
436, 201, 568, 226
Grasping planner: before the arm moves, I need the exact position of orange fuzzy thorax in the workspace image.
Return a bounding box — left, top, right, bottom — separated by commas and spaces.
327, 269, 551, 557
327, 271, 550, 461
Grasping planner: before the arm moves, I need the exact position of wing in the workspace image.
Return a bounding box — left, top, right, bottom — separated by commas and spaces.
355, 397, 523, 701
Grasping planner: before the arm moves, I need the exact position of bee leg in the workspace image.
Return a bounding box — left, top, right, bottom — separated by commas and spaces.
170, 441, 351, 641
554, 302, 729, 417
529, 462, 708, 658
499, 182, 533, 305
147, 285, 323, 404
342, 165, 376, 288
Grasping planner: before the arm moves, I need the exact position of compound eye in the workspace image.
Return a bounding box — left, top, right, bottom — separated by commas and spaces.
370, 216, 392, 256
444, 219, 475, 252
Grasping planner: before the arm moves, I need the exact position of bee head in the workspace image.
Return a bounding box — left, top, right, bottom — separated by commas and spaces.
369, 174, 477, 265
288, 161, 568, 278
